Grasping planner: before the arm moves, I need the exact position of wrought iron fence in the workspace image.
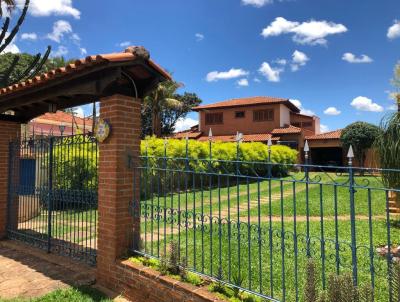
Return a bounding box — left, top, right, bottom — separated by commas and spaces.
7, 134, 98, 265
131, 139, 400, 302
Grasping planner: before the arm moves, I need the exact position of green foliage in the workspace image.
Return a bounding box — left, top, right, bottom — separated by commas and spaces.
393, 262, 400, 302
142, 82, 202, 137
340, 121, 380, 168
304, 259, 318, 302
142, 137, 298, 176
0, 286, 111, 302
375, 113, 400, 198
304, 259, 374, 302
52, 137, 98, 191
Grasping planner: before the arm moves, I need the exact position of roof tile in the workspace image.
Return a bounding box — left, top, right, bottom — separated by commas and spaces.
305, 129, 342, 140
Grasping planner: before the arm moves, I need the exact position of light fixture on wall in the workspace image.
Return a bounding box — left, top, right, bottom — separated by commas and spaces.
59, 122, 66, 136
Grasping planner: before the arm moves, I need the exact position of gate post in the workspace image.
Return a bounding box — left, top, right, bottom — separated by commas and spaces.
96, 94, 141, 289
0, 121, 21, 239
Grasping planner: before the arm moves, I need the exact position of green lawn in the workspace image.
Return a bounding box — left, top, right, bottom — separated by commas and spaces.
138, 172, 399, 302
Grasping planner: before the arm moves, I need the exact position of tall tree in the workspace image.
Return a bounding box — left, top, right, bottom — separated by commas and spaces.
0, 0, 51, 88
141, 88, 202, 137
143, 80, 183, 137
391, 62, 400, 112
340, 121, 380, 168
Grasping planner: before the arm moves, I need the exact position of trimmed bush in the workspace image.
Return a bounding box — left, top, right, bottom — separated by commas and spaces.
140, 137, 298, 195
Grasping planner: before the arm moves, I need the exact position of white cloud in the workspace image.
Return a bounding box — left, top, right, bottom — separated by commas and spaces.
80, 47, 87, 56
273, 58, 287, 65
174, 117, 198, 132
73, 106, 84, 118
118, 41, 131, 48
195, 33, 204, 41
289, 99, 315, 116
350, 96, 384, 112
16, 0, 80, 19
342, 52, 373, 64
51, 45, 68, 57
388, 104, 398, 111
258, 62, 283, 82
323, 107, 341, 115
4, 42, 20, 54
254, 77, 261, 83
261, 17, 348, 45
320, 124, 329, 133
387, 20, 400, 40
21, 33, 38, 41
291, 50, 309, 71
241, 0, 273, 7
47, 20, 72, 43
237, 78, 249, 87
206, 68, 249, 82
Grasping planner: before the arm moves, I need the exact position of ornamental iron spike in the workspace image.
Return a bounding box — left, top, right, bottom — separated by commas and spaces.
208, 127, 213, 140
347, 145, 354, 159
304, 140, 310, 152
267, 137, 273, 147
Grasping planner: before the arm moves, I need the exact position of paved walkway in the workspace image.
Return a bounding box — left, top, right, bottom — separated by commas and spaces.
0, 240, 96, 300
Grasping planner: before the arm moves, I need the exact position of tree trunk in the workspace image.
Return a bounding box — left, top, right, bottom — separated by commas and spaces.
151, 108, 162, 137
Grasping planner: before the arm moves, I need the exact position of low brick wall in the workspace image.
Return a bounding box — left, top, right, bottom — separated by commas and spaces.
110, 259, 225, 302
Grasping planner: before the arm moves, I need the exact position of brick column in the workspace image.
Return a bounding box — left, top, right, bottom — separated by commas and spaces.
96, 94, 141, 289
0, 121, 21, 239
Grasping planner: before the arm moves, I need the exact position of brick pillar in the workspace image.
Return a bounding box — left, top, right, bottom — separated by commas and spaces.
0, 121, 21, 239
97, 94, 141, 289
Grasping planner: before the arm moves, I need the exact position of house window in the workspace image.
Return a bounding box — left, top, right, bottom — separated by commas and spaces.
302, 122, 312, 127
292, 122, 301, 127
235, 111, 245, 118
253, 109, 274, 122
205, 112, 223, 125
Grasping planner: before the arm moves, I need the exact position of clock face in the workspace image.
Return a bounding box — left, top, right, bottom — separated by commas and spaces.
95, 118, 110, 143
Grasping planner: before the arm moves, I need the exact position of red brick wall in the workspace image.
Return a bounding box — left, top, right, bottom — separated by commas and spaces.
111, 260, 224, 302
96, 94, 141, 289
0, 121, 21, 239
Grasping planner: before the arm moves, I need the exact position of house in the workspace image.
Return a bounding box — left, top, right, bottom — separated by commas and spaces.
23, 111, 93, 137
173, 96, 319, 153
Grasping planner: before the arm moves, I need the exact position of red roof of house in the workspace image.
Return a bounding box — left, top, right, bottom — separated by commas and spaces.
33, 111, 91, 126
271, 125, 302, 134
305, 129, 342, 140
193, 96, 300, 113
172, 131, 202, 139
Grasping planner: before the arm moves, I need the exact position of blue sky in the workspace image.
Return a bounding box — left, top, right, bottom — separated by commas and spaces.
8, 0, 400, 132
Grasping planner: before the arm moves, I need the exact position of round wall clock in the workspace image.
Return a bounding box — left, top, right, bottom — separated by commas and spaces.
95, 118, 111, 143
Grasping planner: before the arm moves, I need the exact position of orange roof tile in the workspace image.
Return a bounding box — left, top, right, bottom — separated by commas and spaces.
271, 125, 302, 134
193, 96, 300, 113
0, 46, 170, 97
305, 129, 343, 140
172, 131, 202, 139
33, 111, 92, 126
197, 133, 280, 142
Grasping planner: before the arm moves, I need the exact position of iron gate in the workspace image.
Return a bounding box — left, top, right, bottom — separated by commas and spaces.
7, 134, 98, 265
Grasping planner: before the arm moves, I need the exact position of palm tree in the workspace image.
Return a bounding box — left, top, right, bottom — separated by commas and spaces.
0, 0, 15, 16
143, 81, 182, 137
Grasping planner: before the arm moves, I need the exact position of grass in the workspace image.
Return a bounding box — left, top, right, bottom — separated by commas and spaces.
138, 172, 399, 302
0, 286, 111, 302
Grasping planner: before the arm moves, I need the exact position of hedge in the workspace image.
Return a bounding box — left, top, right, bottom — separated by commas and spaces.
141, 137, 298, 178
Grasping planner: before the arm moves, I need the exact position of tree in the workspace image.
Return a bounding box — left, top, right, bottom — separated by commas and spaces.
141, 88, 202, 138
0, 0, 51, 88
0, 0, 14, 17
340, 122, 380, 168
391, 62, 400, 112
160, 92, 202, 135
143, 81, 185, 137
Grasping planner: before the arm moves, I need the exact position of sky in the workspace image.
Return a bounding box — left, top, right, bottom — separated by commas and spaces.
6, 0, 400, 133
